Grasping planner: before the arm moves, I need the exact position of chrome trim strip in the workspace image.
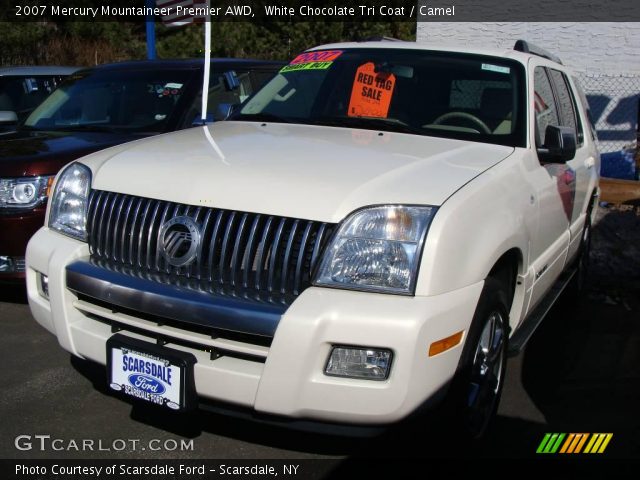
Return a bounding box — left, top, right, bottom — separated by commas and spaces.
196, 209, 213, 280
219, 211, 237, 284
145, 200, 161, 270
96, 192, 112, 256
119, 196, 136, 264
243, 214, 262, 289
281, 219, 299, 295
310, 223, 327, 268
207, 209, 225, 282
134, 199, 152, 267
88, 190, 103, 252
267, 218, 286, 293
155, 202, 173, 271
103, 192, 121, 259
254, 216, 274, 291
230, 212, 249, 287
186, 206, 202, 279
294, 221, 313, 296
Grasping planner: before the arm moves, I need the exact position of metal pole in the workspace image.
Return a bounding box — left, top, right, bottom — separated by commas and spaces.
145, 0, 157, 60
201, 0, 212, 123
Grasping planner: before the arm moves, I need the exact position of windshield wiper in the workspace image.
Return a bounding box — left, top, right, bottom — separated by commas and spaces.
232, 112, 296, 124
50, 124, 121, 133
312, 116, 421, 135
18, 125, 42, 132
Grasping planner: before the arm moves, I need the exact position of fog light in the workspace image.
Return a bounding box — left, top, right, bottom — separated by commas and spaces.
325, 346, 392, 380
38, 273, 49, 299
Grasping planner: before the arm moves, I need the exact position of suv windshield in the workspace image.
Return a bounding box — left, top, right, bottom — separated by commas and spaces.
236, 48, 526, 147
0, 76, 66, 120
24, 69, 196, 133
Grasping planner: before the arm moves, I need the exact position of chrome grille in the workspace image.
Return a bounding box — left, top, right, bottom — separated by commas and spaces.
87, 190, 334, 304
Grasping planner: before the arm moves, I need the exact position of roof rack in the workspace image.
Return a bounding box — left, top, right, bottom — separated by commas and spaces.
514, 40, 563, 65
359, 36, 403, 42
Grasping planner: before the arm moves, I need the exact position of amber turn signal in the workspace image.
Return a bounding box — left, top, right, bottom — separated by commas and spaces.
429, 331, 464, 357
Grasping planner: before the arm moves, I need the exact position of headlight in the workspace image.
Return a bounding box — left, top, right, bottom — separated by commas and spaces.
0, 176, 54, 210
48, 162, 92, 241
314, 205, 436, 295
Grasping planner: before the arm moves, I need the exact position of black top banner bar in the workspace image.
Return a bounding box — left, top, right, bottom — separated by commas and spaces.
1, 0, 639, 22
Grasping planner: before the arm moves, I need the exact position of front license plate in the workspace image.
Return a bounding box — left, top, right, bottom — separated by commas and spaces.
106, 334, 196, 411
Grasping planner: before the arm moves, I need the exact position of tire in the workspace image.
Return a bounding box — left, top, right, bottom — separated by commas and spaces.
448, 277, 509, 440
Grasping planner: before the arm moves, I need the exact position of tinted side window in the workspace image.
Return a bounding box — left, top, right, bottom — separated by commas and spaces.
533, 67, 559, 147
548, 69, 583, 146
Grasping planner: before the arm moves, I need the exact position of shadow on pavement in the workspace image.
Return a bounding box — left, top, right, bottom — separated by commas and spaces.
71, 355, 358, 456
71, 349, 547, 459
520, 205, 640, 458
0, 283, 27, 304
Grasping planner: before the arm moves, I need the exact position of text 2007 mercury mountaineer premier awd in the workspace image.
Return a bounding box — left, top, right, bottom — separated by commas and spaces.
26, 40, 599, 438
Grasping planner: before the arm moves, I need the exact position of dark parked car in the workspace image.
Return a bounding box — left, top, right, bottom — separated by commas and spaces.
0, 58, 283, 281
0, 66, 79, 133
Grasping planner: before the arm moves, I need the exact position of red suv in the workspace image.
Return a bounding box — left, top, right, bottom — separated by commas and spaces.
0, 58, 282, 281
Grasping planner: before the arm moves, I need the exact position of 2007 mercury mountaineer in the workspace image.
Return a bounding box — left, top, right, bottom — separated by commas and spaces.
26, 40, 600, 437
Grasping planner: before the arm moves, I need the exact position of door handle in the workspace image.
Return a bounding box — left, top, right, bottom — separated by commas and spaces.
585, 157, 595, 169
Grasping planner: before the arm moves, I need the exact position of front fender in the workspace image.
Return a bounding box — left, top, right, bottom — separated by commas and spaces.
416, 151, 532, 297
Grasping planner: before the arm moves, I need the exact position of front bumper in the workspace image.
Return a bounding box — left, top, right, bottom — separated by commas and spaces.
27, 226, 484, 425
0, 208, 45, 282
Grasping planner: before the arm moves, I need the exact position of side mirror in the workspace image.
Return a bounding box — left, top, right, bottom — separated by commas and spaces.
0, 110, 18, 124
538, 125, 576, 163
223, 71, 240, 91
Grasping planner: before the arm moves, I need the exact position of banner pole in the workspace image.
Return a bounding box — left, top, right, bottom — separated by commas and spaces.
201, 0, 212, 124
145, 0, 156, 60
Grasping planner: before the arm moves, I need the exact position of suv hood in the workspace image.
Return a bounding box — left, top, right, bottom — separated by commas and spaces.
87, 122, 514, 222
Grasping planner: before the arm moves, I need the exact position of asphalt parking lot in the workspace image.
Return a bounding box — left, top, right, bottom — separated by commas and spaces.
1, 204, 638, 465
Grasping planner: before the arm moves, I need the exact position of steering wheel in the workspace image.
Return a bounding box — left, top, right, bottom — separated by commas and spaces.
430, 111, 491, 134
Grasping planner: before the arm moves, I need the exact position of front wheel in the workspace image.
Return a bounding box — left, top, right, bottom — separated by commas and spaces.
449, 278, 509, 439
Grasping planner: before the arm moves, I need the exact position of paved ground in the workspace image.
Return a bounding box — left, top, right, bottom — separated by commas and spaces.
1, 204, 638, 464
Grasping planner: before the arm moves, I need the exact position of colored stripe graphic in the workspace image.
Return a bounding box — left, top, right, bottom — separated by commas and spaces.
559, 433, 575, 453
536, 433, 552, 453
538, 433, 613, 454
573, 433, 589, 453
536, 433, 565, 453
584, 433, 613, 454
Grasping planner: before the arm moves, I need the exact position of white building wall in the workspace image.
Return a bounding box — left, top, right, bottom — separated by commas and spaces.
416, 22, 640, 75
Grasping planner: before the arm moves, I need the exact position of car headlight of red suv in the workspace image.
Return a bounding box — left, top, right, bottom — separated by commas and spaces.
0, 175, 54, 210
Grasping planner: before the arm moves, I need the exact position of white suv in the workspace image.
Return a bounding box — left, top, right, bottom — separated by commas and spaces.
26, 40, 599, 438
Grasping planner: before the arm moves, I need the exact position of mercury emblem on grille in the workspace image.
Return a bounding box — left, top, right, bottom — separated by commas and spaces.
158, 216, 201, 267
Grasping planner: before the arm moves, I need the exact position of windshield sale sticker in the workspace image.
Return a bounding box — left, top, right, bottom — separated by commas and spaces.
280, 49, 342, 73
481, 63, 511, 74
348, 62, 396, 118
